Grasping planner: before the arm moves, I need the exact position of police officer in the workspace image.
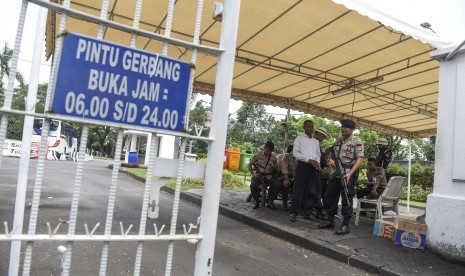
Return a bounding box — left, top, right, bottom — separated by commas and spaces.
318, 119, 364, 235
280, 144, 297, 211
248, 141, 280, 209
375, 138, 392, 170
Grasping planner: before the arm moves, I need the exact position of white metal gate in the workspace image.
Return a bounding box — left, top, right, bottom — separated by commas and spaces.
0, 0, 240, 275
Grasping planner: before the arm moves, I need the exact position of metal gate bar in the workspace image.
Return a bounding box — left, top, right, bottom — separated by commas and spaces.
0, 0, 241, 275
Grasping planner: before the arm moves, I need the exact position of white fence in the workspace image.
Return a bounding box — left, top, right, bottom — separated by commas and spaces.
0, 0, 240, 275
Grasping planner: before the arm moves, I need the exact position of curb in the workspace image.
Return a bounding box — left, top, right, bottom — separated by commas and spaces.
116, 167, 401, 275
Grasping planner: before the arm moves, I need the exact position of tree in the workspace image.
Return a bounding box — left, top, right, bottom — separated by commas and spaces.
6, 83, 47, 140
411, 137, 435, 161
88, 125, 117, 157
1, 42, 26, 105
229, 103, 277, 151
187, 100, 210, 155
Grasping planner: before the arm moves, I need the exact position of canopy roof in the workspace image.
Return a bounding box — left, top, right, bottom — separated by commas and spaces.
44, 0, 441, 138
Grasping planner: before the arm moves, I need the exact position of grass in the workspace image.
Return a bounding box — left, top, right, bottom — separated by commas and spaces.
122, 167, 149, 179
399, 199, 426, 208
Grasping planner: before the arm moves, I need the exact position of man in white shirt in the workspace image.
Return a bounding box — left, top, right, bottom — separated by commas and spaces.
289, 120, 321, 222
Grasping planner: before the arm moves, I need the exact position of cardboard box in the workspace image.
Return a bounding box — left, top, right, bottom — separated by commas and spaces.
392, 217, 428, 250
373, 219, 395, 239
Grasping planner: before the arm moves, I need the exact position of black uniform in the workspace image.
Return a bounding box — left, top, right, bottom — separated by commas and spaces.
326, 135, 364, 225
376, 148, 392, 170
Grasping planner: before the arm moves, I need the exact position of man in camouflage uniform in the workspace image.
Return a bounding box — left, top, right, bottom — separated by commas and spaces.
279, 144, 297, 211
248, 141, 280, 209
357, 157, 388, 200
318, 119, 364, 235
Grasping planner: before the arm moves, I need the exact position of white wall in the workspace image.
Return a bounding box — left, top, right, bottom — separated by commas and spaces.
427, 45, 465, 264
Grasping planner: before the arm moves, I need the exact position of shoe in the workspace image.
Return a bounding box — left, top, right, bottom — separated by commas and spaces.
282, 204, 289, 211
303, 214, 319, 222
289, 213, 297, 222
318, 221, 335, 229
267, 202, 277, 210
253, 201, 259, 209
246, 194, 252, 202
335, 225, 350, 235
316, 210, 327, 220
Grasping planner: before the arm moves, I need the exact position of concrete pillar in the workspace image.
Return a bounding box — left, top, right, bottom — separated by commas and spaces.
428, 44, 465, 264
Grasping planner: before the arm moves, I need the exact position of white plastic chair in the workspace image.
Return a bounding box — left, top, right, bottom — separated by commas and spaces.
355, 176, 407, 226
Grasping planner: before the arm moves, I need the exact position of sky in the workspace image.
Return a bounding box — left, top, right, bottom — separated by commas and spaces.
1, 0, 464, 118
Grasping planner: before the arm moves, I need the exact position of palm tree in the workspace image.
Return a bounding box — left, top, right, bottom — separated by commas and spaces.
0, 42, 25, 87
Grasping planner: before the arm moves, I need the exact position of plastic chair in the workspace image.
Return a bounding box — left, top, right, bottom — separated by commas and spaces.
355, 176, 407, 226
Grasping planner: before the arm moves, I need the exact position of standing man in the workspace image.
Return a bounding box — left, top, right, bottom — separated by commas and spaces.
248, 141, 280, 209
375, 138, 392, 170
289, 120, 321, 222
313, 127, 330, 219
318, 119, 364, 235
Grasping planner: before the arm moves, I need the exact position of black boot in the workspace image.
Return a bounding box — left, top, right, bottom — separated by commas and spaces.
318, 220, 335, 229
282, 202, 289, 211
316, 209, 327, 220
252, 198, 259, 209
289, 212, 297, 222
335, 224, 350, 235
266, 201, 277, 210
246, 193, 253, 202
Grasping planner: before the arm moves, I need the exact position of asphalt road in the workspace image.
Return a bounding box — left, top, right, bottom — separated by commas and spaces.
0, 158, 373, 275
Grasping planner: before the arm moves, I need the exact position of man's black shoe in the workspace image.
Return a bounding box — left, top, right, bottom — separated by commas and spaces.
289, 213, 297, 222
303, 214, 319, 222
318, 221, 335, 229
252, 201, 259, 209
335, 225, 350, 235
266, 202, 277, 210
282, 204, 289, 211
246, 193, 252, 202
316, 210, 327, 220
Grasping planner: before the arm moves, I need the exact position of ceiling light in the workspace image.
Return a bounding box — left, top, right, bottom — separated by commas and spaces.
418, 108, 437, 118
331, 76, 384, 96
235, 56, 255, 66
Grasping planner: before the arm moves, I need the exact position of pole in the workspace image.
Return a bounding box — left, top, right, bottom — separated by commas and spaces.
9, 6, 47, 276
194, 0, 241, 275
282, 108, 290, 153
407, 139, 412, 213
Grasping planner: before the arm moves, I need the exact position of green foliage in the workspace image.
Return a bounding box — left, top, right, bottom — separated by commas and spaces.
401, 185, 433, 202
385, 162, 434, 202
221, 170, 248, 189
228, 103, 278, 151
187, 99, 210, 155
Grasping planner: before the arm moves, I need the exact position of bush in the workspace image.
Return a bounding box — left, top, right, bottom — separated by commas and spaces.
168, 170, 248, 190
221, 170, 248, 189
401, 185, 433, 202
384, 162, 434, 202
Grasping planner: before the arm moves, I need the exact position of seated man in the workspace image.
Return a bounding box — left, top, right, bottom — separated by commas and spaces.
278, 144, 297, 211
248, 141, 280, 209
357, 157, 388, 214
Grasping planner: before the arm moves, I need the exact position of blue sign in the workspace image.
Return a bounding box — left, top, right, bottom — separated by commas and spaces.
52, 33, 191, 131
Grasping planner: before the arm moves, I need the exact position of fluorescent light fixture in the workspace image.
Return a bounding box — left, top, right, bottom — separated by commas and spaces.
235, 56, 255, 66
331, 76, 384, 95
418, 108, 437, 118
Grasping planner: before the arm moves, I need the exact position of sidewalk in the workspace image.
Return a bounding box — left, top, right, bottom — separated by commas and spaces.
172, 188, 464, 276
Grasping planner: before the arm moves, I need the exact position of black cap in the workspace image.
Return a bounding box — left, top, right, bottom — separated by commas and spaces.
340, 119, 356, 130
264, 141, 275, 151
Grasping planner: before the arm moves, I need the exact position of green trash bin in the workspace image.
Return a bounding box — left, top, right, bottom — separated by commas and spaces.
239, 150, 253, 173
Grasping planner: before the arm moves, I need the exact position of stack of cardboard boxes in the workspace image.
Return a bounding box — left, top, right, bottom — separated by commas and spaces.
373, 217, 428, 249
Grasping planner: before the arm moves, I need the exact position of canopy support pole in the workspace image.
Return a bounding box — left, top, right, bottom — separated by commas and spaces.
407, 139, 412, 213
